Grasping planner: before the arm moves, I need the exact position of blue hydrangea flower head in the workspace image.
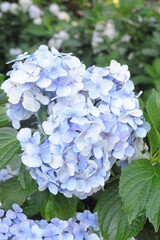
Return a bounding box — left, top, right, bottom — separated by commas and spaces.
1, 45, 149, 198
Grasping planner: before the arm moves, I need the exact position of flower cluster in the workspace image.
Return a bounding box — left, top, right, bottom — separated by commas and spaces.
2, 45, 149, 199
0, 1, 70, 24
92, 20, 118, 49
0, 203, 102, 240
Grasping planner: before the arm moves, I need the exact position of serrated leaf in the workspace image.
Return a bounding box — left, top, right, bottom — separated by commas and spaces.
0, 127, 21, 169
119, 159, 160, 232
18, 164, 38, 196
39, 190, 78, 220
0, 177, 28, 209
96, 181, 146, 240
0, 106, 9, 127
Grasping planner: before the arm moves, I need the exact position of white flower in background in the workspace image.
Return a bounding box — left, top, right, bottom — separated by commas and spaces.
48, 3, 60, 14
29, 5, 43, 19
91, 20, 118, 49
18, 0, 32, 12
10, 3, 19, 15
91, 22, 104, 48
95, 21, 105, 31
48, 3, 70, 22
0, 2, 10, 13
48, 31, 69, 49
72, 21, 78, 27
92, 31, 103, 48
121, 34, 131, 42
103, 19, 118, 41
119, 48, 126, 54
9, 48, 22, 56
56, 11, 70, 21
33, 17, 42, 25
128, 52, 134, 60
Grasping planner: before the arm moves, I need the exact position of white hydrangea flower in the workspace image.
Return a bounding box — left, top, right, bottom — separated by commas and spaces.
28, 5, 43, 19
48, 31, 69, 49
18, 0, 32, 12
103, 19, 118, 40
33, 17, 42, 25
10, 3, 19, 15
48, 3, 60, 14
0, 2, 10, 13
56, 11, 70, 21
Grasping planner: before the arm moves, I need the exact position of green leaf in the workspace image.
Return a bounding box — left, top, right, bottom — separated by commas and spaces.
23, 192, 40, 218
132, 75, 151, 85
25, 24, 48, 36
0, 106, 9, 127
39, 190, 78, 220
141, 48, 159, 57
146, 89, 160, 142
96, 181, 146, 240
144, 112, 159, 155
0, 73, 4, 87
119, 0, 143, 12
37, 105, 48, 125
145, 64, 157, 78
0, 127, 21, 169
18, 164, 38, 196
119, 159, 160, 232
153, 58, 160, 77
0, 177, 28, 209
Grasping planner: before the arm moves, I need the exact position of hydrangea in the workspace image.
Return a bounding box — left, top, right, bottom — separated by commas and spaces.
2, 45, 149, 199
0, 203, 103, 240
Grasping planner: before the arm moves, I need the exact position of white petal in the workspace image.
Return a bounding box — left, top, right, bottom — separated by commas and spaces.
26, 143, 39, 156
10, 70, 28, 84
56, 86, 71, 97
136, 127, 147, 138
100, 80, 113, 95
36, 77, 52, 88
22, 154, 42, 167
49, 155, 63, 169
89, 89, 100, 99
8, 87, 22, 104
22, 94, 40, 112
17, 128, 31, 142
93, 147, 103, 159
48, 183, 58, 195
36, 93, 49, 105
123, 98, 136, 110
91, 72, 102, 84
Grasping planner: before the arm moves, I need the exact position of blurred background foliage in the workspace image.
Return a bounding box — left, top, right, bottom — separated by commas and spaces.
0, 0, 160, 105
0, 0, 160, 238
